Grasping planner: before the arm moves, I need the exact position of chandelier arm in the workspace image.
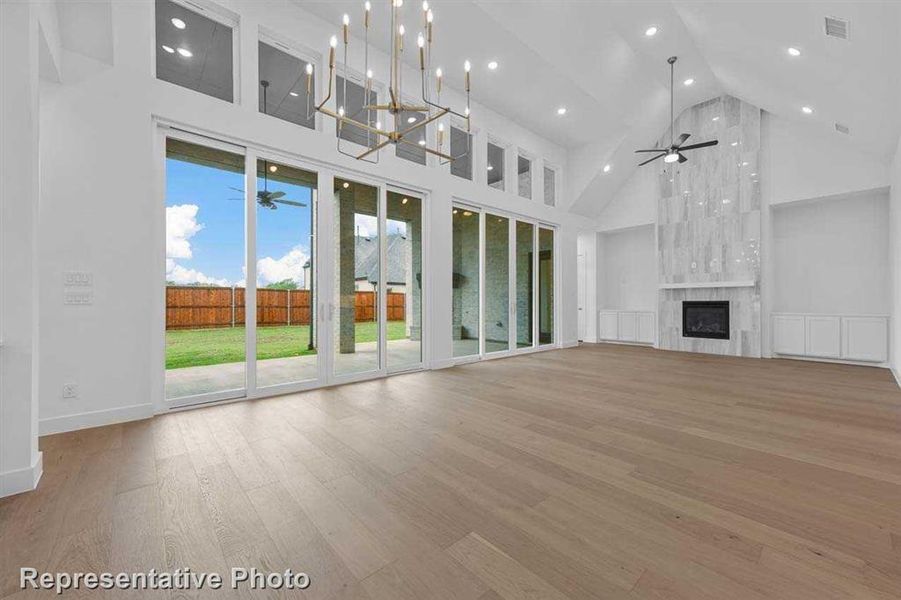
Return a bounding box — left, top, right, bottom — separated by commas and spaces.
355, 138, 392, 160
418, 73, 468, 120
319, 107, 389, 138
401, 139, 453, 162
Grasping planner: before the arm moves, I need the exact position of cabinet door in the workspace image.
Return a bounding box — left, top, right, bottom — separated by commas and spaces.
841, 317, 887, 362
618, 312, 638, 342
805, 316, 840, 358
637, 312, 655, 344
772, 315, 805, 355
599, 312, 618, 340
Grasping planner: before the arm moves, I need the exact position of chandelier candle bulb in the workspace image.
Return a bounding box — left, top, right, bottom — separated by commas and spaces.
343, 14, 350, 43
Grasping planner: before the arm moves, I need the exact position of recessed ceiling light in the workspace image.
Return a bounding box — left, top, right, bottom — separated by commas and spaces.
487, 164, 494, 171
418, 139, 426, 146
487, 60, 498, 70
683, 78, 694, 86
645, 26, 658, 37
289, 91, 299, 97
453, 209, 458, 214
402, 197, 409, 204
176, 47, 192, 58
730, 141, 738, 146
712, 116, 720, 121
556, 107, 567, 116
603, 164, 611, 173
787, 47, 801, 57
463, 211, 472, 216
269, 164, 278, 173
342, 182, 350, 189
801, 106, 813, 114
407, 116, 416, 123
171, 17, 186, 29
161, 45, 175, 54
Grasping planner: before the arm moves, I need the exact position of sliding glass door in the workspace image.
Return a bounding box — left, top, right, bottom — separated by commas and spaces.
254, 158, 318, 388
386, 191, 423, 372
333, 177, 381, 378
449, 210, 556, 363
538, 227, 555, 345
452, 205, 481, 358
515, 220, 535, 349
484, 213, 511, 354
164, 137, 247, 401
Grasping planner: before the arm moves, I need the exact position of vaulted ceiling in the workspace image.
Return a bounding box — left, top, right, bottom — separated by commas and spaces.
299, 0, 901, 216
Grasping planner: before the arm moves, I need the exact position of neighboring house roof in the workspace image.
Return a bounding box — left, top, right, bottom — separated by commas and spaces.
355, 234, 407, 285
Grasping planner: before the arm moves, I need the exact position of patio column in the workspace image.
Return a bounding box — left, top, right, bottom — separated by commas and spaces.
336, 188, 356, 353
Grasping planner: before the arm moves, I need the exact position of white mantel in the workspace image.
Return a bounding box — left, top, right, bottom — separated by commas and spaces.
659, 280, 756, 290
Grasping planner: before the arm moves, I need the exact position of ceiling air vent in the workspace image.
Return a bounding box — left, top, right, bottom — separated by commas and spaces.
834, 122, 850, 135
824, 16, 849, 40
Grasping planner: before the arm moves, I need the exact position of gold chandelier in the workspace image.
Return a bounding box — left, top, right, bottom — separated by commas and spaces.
305, 0, 471, 163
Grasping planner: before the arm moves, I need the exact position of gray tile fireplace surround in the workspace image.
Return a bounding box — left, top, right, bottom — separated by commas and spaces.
656, 95, 762, 357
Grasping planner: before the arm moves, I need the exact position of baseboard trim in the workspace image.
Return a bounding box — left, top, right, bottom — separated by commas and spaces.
0, 451, 42, 498
562, 340, 580, 348
892, 367, 901, 389
40, 403, 154, 436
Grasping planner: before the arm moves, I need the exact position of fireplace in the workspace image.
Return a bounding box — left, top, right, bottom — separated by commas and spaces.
682, 301, 730, 340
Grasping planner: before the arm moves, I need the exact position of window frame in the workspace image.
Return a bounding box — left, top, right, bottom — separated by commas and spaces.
258, 27, 323, 132
334, 66, 385, 153
486, 134, 509, 193
542, 161, 560, 207
153, 0, 241, 104
516, 148, 534, 200
448, 117, 476, 181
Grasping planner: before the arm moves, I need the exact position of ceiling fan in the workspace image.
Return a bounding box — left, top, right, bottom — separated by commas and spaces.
635, 56, 718, 167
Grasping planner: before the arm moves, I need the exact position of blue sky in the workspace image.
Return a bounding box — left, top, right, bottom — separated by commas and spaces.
166, 157, 405, 287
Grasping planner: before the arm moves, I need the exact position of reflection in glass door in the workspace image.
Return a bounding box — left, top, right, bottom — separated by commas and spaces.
452, 205, 480, 358
254, 158, 318, 388
515, 220, 535, 349
164, 137, 246, 401
484, 214, 510, 353
538, 227, 555, 345
386, 191, 423, 371
333, 178, 381, 376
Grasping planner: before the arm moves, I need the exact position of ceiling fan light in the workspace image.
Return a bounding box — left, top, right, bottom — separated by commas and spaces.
664, 152, 680, 163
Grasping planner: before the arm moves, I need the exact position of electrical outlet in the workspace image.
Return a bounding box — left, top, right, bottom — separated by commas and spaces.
63, 271, 93, 286
62, 383, 78, 399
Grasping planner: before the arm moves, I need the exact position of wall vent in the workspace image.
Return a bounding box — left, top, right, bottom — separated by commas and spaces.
834, 122, 850, 135
824, 16, 850, 40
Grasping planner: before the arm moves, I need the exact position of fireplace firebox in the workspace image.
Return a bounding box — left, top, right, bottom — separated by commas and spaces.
682, 301, 730, 340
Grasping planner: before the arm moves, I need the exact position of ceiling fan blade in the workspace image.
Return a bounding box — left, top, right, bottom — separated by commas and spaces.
635, 149, 667, 153
268, 191, 286, 199
273, 199, 307, 207
679, 140, 719, 151
228, 186, 244, 193
639, 153, 666, 166
673, 133, 691, 148
678, 152, 688, 163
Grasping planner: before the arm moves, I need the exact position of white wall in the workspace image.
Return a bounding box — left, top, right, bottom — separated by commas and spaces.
576, 231, 597, 342
764, 113, 890, 206
891, 135, 901, 380
772, 191, 890, 315
598, 225, 656, 311
596, 163, 655, 232
36, 0, 582, 432
1, 0, 42, 497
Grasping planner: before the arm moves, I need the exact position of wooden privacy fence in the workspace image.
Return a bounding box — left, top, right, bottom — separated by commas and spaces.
166, 286, 405, 330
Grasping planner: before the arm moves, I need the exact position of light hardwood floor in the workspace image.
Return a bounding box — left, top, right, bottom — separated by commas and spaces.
2, 344, 901, 599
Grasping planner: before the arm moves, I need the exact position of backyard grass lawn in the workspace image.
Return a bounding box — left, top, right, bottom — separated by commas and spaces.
166, 322, 407, 369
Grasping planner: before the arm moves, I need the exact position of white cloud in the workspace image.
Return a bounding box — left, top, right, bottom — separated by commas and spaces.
166, 261, 231, 287
257, 246, 309, 287
166, 204, 203, 259
354, 214, 377, 238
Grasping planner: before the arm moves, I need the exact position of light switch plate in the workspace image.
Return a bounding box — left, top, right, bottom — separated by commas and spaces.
63, 271, 93, 286
62, 383, 78, 399
64, 291, 93, 305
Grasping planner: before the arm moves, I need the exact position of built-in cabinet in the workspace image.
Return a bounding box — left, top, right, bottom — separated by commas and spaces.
772, 314, 888, 363
599, 310, 655, 345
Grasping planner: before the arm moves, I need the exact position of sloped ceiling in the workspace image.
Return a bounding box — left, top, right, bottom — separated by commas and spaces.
298, 1, 901, 217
